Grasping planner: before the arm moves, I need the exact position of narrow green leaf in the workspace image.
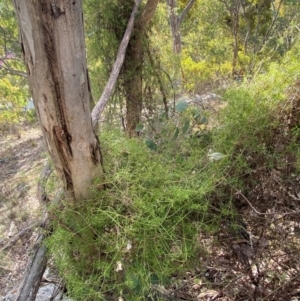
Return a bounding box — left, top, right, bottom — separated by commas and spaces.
182, 120, 190, 134
173, 127, 179, 139
193, 111, 201, 120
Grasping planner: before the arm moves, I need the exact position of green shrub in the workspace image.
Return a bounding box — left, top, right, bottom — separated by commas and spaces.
47, 44, 300, 301
47, 129, 216, 300
0, 77, 30, 133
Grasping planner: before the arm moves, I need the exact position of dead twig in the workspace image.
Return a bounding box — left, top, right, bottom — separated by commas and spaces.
235, 190, 300, 217
0, 221, 44, 252
262, 273, 300, 301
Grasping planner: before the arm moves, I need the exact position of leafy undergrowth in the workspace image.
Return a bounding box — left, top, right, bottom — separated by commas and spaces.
47, 129, 215, 300
48, 47, 300, 300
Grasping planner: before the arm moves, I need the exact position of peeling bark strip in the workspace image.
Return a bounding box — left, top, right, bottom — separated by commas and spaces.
53, 125, 73, 191
13, 0, 103, 200
40, 2, 72, 154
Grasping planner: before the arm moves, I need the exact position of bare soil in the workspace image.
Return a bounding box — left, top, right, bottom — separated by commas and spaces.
0, 126, 46, 298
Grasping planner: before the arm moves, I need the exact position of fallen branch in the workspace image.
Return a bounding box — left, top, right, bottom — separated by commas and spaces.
13, 161, 53, 301
0, 221, 43, 252
14, 230, 48, 301
0, 264, 13, 272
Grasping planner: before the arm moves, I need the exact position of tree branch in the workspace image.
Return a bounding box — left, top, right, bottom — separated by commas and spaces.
139, 0, 159, 30
0, 66, 28, 78
0, 59, 28, 78
258, 0, 284, 53
178, 0, 196, 26
13, 161, 53, 301
0, 221, 43, 252
91, 0, 143, 128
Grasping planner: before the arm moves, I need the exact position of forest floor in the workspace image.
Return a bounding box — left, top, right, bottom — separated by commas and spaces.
1, 125, 300, 300
0, 126, 47, 299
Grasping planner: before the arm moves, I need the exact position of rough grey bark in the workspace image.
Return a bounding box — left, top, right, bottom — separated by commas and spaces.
12, 0, 103, 200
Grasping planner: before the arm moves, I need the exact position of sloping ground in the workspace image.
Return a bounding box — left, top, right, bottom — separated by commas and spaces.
1, 122, 300, 300
0, 127, 47, 298
155, 92, 300, 299
164, 178, 300, 300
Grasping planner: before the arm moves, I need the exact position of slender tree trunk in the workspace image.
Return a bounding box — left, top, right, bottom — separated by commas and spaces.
231, 4, 239, 76
124, 0, 159, 138
167, 0, 181, 54
146, 46, 169, 119
165, 0, 195, 95
166, 0, 196, 55
124, 33, 143, 137
12, 0, 103, 201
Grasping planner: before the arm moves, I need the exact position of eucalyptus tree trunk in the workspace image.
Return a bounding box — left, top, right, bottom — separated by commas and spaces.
12, 1, 142, 298
167, 0, 182, 54
123, 25, 143, 138
166, 0, 196, 55
124, 0, 159, 138
12, 0, 103, 201
165, 0, 195, 95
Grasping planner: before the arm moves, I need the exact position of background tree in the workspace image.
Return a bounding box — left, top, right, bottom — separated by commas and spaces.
218, 0, 298, 75
166, 0, 196, 55
178, 0, 300, 92
0, 0, 29, 131
0, 0, 26, 78
85, 0, 159, 137
123, 0, 159, 137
